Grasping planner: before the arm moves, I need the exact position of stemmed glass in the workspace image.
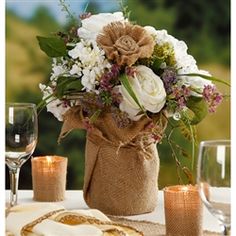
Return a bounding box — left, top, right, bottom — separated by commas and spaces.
5, 103, 38, 206
197, 140, 231, 235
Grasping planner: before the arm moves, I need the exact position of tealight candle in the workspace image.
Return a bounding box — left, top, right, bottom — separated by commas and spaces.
31, 156, 67, 202
164, 185, 203, 236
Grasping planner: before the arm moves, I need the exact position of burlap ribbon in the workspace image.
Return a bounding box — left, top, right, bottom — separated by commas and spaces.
60, 106, 167, 216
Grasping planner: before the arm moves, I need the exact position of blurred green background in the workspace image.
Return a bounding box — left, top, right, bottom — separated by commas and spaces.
6, 0, 230, 190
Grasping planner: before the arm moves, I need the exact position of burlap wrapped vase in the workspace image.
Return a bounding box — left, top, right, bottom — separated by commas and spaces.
60, 106, 167, 216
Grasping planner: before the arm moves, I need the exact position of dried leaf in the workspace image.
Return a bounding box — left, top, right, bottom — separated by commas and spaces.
182, 167, 194, 184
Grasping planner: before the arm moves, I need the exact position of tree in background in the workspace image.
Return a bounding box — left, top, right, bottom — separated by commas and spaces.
30, 6, 61, 34
127, 0, 230, 65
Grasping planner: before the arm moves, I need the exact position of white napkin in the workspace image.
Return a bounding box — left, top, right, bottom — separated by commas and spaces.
6, 203, 110, 236
6, 203, 65, 236
33, 219, 103, 236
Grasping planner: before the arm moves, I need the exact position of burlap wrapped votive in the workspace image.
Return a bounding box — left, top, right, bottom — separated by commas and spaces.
164, 185, 203, 236
31, 156, 67, 202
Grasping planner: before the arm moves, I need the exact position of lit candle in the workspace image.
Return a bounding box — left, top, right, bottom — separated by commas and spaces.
31, 156, 68, 202
164, 185, 203, 236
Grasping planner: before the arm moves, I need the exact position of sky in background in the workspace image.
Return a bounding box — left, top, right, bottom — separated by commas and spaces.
6, 0, 120, 23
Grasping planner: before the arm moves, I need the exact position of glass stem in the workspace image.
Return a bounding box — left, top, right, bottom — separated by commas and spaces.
222, 225, 231, 235
9, 167, 20, 206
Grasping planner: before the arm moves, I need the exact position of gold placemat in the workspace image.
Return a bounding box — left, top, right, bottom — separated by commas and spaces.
109, 216, 221, 236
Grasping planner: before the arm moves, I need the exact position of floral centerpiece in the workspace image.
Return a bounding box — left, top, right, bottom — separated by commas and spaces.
37, 7, 226, 215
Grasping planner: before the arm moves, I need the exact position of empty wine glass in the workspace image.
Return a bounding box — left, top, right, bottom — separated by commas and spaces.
5, 103, 38, 206
197, 140, 231, 235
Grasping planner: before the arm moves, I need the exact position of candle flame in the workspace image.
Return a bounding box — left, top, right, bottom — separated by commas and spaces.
46, 156, 53, 165
181, 186, 188, 192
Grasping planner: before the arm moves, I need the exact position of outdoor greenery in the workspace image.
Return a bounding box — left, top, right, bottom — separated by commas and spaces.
6, 0, 230, 190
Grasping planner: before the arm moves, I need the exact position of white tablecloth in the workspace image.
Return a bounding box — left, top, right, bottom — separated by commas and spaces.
5, 190, 221, 232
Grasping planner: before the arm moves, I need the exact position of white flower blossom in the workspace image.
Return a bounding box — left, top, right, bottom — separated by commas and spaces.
145, 27, 213, 95
70, 64, 82, 76
39, 12, 219, 126
119, 66, 166, 121
67, 40, 111, 91
81, 68, 98, 91
68, 42, 84, 59
50, 58, 69, 81
39, 83, 69, 121
77, 12, 125, 40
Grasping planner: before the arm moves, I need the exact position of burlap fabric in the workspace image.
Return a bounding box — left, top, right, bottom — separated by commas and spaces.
164, 185, 203, 236
31, 156, 67, 202
60, 106, 167, 216
109, 217, 221, 236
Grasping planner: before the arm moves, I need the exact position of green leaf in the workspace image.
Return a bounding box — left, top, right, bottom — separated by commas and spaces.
119, 74, 145, 112
56, 76, 83, 98
65, 80, 83, 91
152, 57, 163, 74
37, 36, 67, 57
186, 96, 208, 125
178, 73, 230, 87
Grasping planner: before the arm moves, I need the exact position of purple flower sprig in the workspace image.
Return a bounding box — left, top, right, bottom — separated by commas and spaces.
161, 68, 178, 94
111, 89, 123, 105
203, 85, 223, 112
99, 64, 121, 91
125, 66, 137, 77
170, 85, 191, 110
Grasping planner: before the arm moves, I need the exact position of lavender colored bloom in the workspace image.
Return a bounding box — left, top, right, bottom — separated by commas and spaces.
125, 67, 136, 77
172, 87, 181, 99
111, 64, 121, 78
181, 85, 191, 97
99, 77, 113, 91
111, 89, 123, 105
99, 64, 121, 91
203, 85, 223, 112
169, 84, 191, 111
177, 96, 186, 109
161, 68, 177, 94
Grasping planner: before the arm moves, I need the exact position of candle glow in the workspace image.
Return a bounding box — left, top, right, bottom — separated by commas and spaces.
31, 155, 68, 201
46, 156, 53, 164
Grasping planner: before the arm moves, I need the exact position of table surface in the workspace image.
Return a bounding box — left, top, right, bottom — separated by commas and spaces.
5, 190, 221, 232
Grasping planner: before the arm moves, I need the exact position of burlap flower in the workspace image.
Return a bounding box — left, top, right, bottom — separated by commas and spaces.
96, 22, 155, 66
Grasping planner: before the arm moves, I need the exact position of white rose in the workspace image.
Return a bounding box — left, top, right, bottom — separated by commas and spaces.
119, 65, 166, 121
77, 12, 125, 40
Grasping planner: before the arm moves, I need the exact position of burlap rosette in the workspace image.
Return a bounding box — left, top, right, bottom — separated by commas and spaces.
59, 106, 167, 216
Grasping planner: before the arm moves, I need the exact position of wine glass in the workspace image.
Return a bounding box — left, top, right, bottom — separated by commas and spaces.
197, 140, 231, 235
5, 103, 38, 206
